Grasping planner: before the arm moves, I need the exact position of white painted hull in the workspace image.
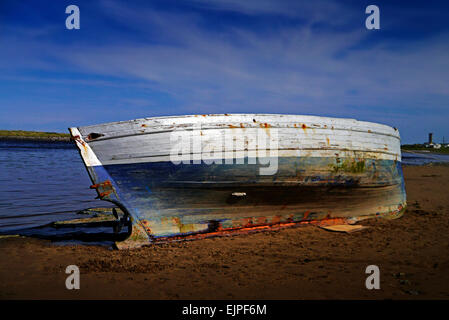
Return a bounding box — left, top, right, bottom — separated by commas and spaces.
75, 114, 400, 164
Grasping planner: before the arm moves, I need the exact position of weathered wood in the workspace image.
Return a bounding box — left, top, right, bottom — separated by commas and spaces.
69, 114, 406, 249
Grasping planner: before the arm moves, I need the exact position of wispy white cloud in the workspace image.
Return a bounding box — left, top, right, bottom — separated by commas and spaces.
0, 0, 448, 142
189, 0, 354, 23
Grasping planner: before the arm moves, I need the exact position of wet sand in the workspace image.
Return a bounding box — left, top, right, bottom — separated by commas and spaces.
1, 165, 449, 299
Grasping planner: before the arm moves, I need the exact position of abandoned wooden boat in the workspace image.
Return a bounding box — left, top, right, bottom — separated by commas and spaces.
69, 114, 406, 248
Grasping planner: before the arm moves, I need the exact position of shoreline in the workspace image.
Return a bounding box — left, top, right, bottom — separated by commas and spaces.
0, 135, 71, 143
0, 130, 71, 143
402, 149, 449, 155
1, 165, 448, 299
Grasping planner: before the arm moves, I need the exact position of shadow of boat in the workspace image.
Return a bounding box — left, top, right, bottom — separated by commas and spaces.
1, 207, 131, 246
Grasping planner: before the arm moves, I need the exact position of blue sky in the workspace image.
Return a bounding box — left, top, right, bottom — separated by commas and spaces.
0, 0, 448, 143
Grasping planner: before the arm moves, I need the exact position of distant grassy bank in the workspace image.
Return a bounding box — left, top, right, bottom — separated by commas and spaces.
0, 130, 71, 142
402, 144, 449, 154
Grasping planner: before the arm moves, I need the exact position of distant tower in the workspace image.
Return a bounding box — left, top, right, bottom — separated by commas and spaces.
429, 133, 433, 144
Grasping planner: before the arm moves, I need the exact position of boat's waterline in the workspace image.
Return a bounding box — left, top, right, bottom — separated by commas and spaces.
69, 114, 406, 248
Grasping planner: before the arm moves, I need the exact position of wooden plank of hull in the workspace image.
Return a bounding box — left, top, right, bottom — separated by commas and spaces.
69, 114, 406, 248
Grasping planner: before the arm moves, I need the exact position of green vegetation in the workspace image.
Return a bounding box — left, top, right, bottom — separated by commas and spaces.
330, 158, 366, 173
0, 129, 70, 138
402, 144, 449, 154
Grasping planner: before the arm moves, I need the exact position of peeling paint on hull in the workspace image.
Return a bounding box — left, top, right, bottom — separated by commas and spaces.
69, 114, 406, 249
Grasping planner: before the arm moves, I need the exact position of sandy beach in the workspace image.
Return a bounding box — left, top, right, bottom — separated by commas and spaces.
1, 165, 448, 300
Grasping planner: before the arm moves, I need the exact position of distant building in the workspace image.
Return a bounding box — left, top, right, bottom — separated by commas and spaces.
424, 132, 441, 148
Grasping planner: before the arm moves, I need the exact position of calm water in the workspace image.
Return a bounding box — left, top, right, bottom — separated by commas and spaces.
402, 151, 449, 165
0, 140, 448, 234
0, 140, 109, 233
